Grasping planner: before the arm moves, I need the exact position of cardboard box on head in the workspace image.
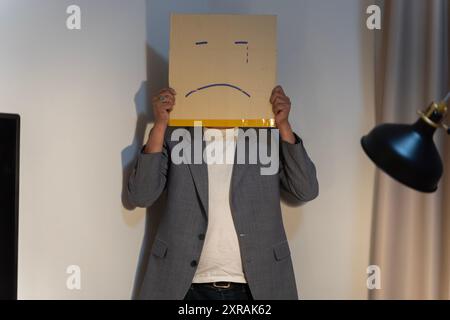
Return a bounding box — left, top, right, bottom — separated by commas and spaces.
168, 14, 277, 127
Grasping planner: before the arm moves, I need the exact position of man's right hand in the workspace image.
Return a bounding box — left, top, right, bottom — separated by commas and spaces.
144, 87, 176, 154
152, 87, 176, 126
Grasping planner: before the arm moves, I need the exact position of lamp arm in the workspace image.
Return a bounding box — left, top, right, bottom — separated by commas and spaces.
417, 92, 450, 134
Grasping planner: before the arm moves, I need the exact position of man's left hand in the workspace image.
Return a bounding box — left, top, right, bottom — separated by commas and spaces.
270, 85, 296, 143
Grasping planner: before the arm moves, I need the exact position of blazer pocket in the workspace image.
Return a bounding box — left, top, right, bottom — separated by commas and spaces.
151, 238, 168, 258
273, 241, 291, 261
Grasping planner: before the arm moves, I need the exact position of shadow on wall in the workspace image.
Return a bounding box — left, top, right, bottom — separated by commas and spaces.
121, 0, 174, 300
120, 44, 169, 299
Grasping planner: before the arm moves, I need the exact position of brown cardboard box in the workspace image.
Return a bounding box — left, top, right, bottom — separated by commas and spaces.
168, 14, 277, 127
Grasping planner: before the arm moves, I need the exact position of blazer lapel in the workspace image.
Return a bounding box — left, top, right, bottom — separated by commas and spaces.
184, 126, 209, 219
181, 126, 251, 220
230, 127, 249, 195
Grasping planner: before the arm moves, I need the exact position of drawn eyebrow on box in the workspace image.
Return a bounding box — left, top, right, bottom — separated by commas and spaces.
195, 41, 208, 45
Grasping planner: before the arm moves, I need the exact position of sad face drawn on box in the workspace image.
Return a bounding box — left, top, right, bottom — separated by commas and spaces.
185, 40, 251, 98
169, 14, 277, 127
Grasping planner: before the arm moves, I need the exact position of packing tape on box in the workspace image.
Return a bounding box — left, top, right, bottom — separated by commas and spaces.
168, 118, 276, 127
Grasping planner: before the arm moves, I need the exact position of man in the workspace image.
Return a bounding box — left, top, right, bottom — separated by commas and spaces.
128, 85, 319, 300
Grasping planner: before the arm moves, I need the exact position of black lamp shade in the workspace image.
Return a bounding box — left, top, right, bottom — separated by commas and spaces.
361, 118, 443, 193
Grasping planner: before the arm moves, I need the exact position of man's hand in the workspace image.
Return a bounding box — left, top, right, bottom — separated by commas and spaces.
270, 85, 296, 144
152, 87, 176, 127
144, 87, 176, 153
270, 85, 291, 128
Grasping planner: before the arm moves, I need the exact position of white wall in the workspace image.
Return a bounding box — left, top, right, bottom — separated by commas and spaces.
0, 0, 375, 299
275, 0, 376, 299
0, 0, 147, 299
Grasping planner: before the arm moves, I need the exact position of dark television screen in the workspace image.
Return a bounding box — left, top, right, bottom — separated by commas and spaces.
0, 113, 20, 300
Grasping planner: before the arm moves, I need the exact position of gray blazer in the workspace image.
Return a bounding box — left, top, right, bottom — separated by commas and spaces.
128, 126, 319, 300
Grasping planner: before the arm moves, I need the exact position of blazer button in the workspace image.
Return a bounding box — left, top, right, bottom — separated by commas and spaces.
198, 233, 205, 240
190, 260, 198, 267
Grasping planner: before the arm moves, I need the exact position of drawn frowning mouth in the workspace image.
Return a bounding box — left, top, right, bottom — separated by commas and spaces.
185, 83, 251, 98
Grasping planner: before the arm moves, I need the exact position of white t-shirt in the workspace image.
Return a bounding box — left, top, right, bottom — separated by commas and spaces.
192, 127, 247, 283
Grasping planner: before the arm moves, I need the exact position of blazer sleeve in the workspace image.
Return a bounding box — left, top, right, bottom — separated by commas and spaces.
279, 132, 319, 201
127, 135, 169, 208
